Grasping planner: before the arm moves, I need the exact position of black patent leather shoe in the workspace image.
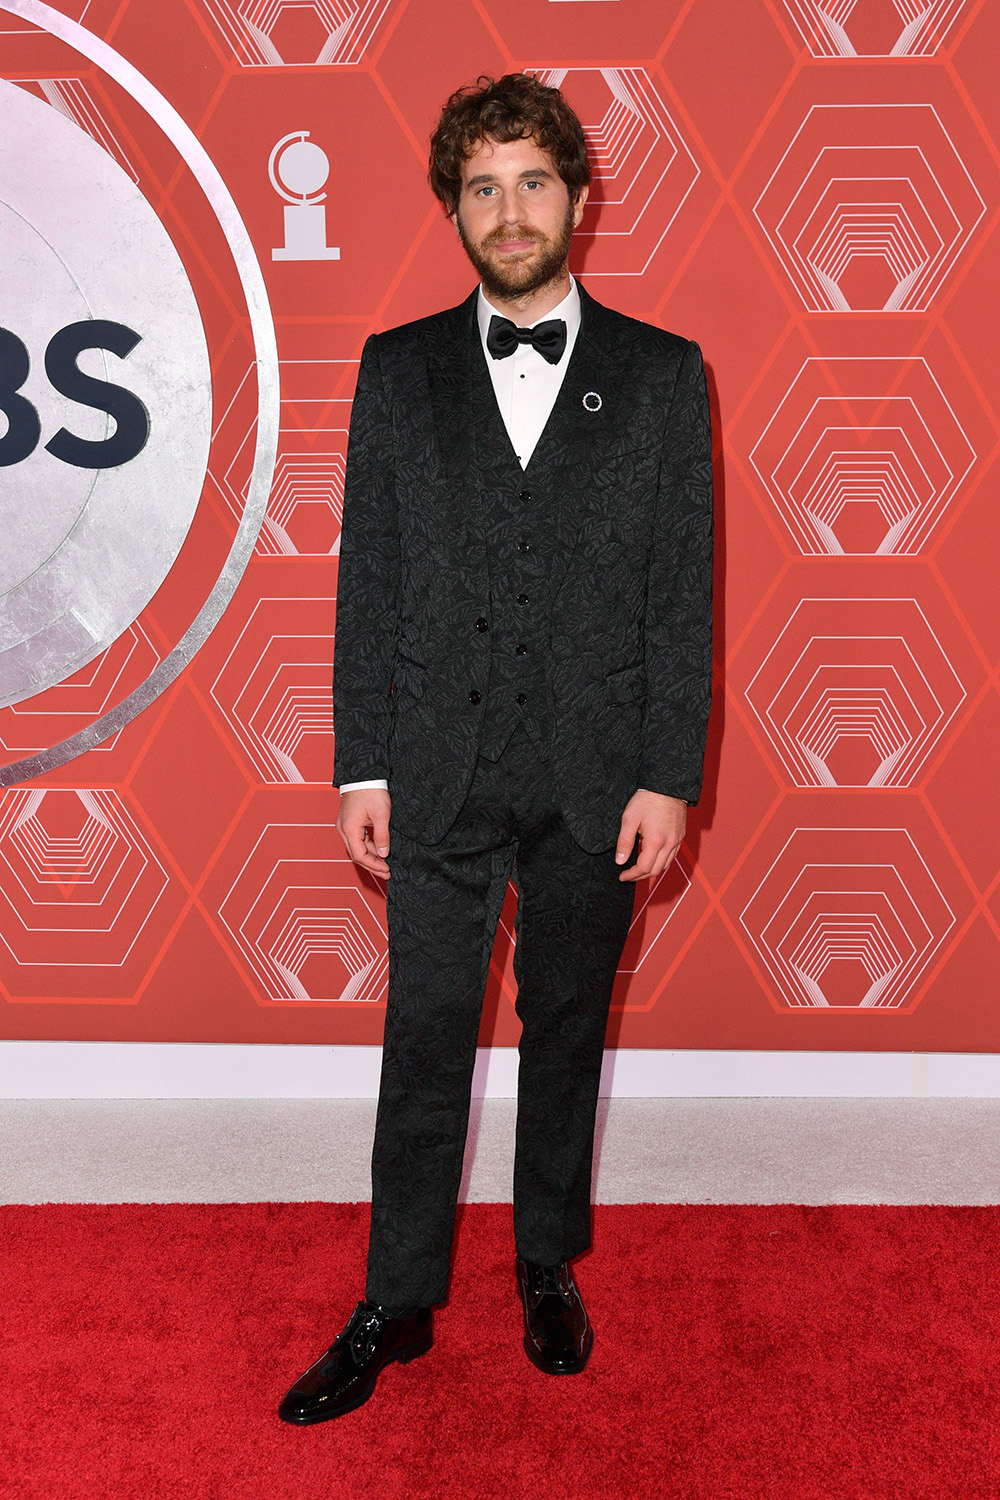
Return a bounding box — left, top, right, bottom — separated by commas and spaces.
278, 1300, 432, 1423
516, 1257, 593, 1375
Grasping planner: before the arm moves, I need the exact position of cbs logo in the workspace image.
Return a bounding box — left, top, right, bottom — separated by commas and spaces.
0, 319, 149, 470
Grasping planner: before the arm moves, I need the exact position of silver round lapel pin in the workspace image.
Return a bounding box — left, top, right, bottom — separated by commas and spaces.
582, 390, 602, 412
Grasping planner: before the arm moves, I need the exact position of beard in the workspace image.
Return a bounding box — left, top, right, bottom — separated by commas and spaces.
456, 197, 577, 302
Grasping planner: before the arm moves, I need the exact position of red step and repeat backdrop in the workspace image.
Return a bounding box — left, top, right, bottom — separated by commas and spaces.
0, 0, 997, 1052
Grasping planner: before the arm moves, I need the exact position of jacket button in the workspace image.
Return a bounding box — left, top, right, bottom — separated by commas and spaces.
517, 593, 529, 605
469, 689, 482, 705
519, 490, 532, 503
517, 540, 530, 553
515, 643, 527, 655
515, 693, 527, 706
475, 617, 488, 632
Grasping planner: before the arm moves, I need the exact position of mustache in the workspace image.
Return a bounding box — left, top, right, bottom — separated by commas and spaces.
481, 225, 545, 248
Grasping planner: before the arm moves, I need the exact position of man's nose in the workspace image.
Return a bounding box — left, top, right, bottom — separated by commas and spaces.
500, 190, 522, 222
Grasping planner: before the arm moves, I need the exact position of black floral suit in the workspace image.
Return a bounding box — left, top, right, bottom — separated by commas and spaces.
334, 281, 713, 1308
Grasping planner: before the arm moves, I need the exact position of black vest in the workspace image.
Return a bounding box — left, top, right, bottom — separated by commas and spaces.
468, 342, 572, 764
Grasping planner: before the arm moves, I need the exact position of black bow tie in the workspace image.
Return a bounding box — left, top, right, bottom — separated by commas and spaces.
486, 314, 567, 366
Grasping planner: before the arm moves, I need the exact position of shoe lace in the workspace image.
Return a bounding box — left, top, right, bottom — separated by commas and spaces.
340, 1300, 384, 1365
531, 1262, 573, 1304
540, 1265, 565, 1296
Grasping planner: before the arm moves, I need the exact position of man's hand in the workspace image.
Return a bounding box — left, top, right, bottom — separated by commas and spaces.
337, 788, 392, 879
615, 789, 686, 882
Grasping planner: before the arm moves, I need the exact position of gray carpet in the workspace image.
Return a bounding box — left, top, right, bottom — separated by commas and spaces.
2, 1097, 999, 1204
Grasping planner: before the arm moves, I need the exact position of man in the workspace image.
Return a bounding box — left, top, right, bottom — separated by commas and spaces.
279, 72, 712, 1423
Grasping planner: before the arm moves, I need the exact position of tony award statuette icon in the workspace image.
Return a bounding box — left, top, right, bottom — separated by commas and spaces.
270, 131, 340, 262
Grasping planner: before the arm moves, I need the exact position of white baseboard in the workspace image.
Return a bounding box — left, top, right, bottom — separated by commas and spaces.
1, 1042, 1000, 1099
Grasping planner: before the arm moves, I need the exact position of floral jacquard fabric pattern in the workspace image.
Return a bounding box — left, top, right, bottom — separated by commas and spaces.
333, 282, 714, 853
364, 722, 637, 1310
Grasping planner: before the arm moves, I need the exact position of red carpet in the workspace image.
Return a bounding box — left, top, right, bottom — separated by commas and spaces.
4, 1202, 1000, 1498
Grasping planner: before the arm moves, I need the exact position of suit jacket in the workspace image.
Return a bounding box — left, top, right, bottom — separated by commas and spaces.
333, 281, 713, 852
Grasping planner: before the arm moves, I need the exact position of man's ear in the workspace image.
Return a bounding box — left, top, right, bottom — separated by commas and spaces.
572, 184, 589, 229
449, 209, 461, 237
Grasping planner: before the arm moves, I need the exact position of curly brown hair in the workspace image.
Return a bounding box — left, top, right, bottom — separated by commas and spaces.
428, 73, 591, 215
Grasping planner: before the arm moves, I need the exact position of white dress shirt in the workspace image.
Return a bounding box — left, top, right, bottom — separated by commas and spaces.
477, 276, 581, 469
339, 280, 580, 795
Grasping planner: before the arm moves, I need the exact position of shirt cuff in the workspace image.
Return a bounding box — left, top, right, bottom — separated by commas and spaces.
338, 779, 389, 794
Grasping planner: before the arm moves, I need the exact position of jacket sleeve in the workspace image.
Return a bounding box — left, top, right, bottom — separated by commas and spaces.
332, 334, 400, 788
639, 339, 714, 805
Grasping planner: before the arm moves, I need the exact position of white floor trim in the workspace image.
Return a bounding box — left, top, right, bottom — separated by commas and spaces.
5, 1097, 1000, 1204
3, 1042, 1000, 1098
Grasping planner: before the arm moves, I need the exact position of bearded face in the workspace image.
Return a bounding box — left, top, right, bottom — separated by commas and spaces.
455, 192, 578, 302
451, 136, 586, 306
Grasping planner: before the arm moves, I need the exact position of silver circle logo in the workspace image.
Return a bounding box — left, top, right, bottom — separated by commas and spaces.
0, 0, 278, 787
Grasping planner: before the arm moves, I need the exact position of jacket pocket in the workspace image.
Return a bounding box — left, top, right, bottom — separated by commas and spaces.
605, 661, 645, 704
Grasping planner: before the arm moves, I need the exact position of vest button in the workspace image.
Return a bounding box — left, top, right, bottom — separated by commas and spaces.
515, 693, 527, 706
516, 593, 529, 605
475, 617, 488, 632
519, 490, 532, 503
517, 540, 530, 553
469, 689, 482, 705
515, 643, 527, 655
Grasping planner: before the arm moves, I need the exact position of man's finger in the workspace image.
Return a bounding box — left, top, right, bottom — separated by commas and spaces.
340, 820, 389, 877
335, 819, 362, 862
619, 836, 666, 882
615, 813, 640, 865
650, 842, 680, 879
371, 808, 390, 857
623, 838, 681, 883
338, 817, 383, 873
619, 846, 656, 881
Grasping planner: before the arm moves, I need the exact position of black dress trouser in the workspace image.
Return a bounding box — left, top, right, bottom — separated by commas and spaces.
365, 720, 637, 1309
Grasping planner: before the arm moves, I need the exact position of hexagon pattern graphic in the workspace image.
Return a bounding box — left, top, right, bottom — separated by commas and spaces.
1, 0, 997, 1047
754, 105, 987, 311
258, 361, 354, 556
211, 597, 334, 784
0, 789, 169, 969
740, 827, 955, 1009
203, 360, 349, 566
780, 0, 972, 57
749, 358, 978, 554
745, 598, 966, 788
200, 0, 395, 64
536, 68, 699, 275
218, 819, 387, 1000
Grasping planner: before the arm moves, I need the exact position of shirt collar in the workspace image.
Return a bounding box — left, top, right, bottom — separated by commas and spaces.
477, 275, 581, 364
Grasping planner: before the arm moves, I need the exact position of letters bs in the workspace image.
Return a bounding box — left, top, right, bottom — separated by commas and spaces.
0, 319, 150, 469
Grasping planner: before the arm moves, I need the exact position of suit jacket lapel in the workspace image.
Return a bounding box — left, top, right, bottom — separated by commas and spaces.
467, 321, 526, 486
423, 292, 499, 590
524, 291, 613, 476
525, 282, 632, 599
426, 289, 478, 490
